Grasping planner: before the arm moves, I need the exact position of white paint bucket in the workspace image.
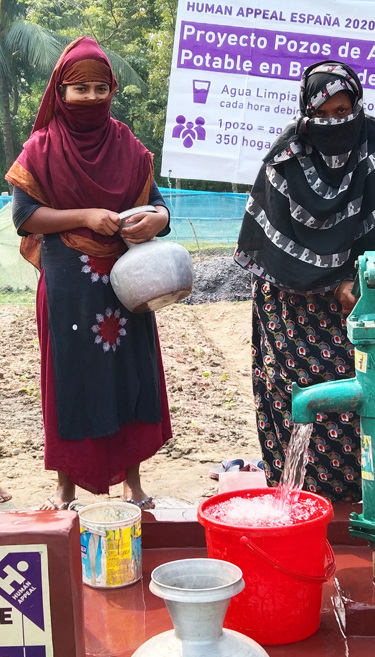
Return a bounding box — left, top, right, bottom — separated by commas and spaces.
78, 502, 142, 588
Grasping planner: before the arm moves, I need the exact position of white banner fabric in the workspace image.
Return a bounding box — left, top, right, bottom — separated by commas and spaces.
161, 0, 375, 184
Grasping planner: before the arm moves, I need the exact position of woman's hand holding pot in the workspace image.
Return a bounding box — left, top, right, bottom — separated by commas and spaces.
84, 208, 121, 235
120, 208, 169, 244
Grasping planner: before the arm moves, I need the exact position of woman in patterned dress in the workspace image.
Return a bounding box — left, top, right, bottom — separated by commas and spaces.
235, 61, 375, 501
6, 37, 172, 510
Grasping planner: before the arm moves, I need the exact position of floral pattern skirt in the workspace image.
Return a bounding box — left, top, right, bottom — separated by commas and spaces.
252, 278, 361, 502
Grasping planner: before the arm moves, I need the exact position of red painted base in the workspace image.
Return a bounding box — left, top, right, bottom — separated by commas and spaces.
83, 502, 375, 657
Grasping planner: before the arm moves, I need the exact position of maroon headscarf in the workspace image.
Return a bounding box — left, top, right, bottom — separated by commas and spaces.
6, 36, 153, 267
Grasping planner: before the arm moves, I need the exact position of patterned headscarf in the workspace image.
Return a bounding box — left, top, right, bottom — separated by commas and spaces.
295, 62, 365, 162
235, 61, 375, 293
301, 62, 361, 116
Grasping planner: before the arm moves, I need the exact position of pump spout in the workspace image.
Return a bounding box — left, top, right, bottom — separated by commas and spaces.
291, 378, 364, 424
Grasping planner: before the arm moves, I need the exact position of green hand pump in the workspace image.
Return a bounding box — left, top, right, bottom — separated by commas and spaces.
292, 251, 375, 543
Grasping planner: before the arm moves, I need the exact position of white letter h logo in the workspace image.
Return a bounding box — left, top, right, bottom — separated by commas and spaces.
0, 566, 26, 594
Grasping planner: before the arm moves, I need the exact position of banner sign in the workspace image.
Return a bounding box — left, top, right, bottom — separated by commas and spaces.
0, 545, 53, 657
161, 0, 375, 184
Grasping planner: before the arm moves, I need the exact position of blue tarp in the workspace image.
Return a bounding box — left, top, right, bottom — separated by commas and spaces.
0, 188, 246, 291
0, 188, 247, 248
159, 188, 247, 243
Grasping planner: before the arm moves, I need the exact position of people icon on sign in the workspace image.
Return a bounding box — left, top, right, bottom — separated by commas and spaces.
172, 116, 206, 149
194, 117, 206, 140
172, 115, 186, 138
181, 122, 196, 148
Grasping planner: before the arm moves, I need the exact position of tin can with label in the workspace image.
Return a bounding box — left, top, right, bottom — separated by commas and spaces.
79, 502, 142, 588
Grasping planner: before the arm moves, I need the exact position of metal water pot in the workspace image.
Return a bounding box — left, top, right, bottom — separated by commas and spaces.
131, 558, 269, 657
110, 206, 194, 313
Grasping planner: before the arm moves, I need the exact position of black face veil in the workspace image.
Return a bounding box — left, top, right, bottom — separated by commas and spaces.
298, 61, 365, 156
235, 60, 375, 293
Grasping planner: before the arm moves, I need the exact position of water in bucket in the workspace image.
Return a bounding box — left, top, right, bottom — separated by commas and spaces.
206, 422, 315, 528
197, 421, 335, 645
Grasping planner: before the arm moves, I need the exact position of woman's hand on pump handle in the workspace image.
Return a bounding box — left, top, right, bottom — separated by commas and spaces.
334, 280, 358, 316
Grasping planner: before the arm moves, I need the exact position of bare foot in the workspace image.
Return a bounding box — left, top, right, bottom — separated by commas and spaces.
40, 471, 76, 510
122, 464, 155, 509
0, 486, 12, 503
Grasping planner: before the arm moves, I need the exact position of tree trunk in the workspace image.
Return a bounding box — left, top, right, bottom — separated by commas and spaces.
231, 182, 238, 193
175, 178, 181, 189
0, 74, 15, 192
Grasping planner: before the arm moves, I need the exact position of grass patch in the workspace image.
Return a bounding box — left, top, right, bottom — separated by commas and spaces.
0, 287, 35, 304
183, 242, 235, 257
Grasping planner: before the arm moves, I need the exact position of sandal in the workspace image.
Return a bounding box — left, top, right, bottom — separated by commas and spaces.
123, 496, 154, 509
42, 496, 78, 510
209, 459, 251, 480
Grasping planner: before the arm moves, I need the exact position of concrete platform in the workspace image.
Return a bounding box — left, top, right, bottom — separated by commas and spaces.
83, 501, 375, 656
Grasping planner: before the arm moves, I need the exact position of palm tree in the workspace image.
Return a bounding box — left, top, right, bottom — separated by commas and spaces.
0, 0, 147, 183
0, 1, 61, 172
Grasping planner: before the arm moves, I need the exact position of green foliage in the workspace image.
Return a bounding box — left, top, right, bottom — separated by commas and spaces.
12, 76, 45, 143
0, 0, 242, 191
5, 20, 61, 70
0, 2, 62, 175
0, 0, 156, 177
25, 0, 180, 181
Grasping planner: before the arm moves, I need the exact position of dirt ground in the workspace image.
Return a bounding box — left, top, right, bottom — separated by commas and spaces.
0, 295, 261, 511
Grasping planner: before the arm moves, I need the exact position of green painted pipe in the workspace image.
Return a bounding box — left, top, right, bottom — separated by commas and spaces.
291, 378, 363, 425
290, 252, 375, 543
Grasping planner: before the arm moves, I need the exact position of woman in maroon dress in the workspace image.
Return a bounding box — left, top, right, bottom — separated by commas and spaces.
7, 36, 172, 510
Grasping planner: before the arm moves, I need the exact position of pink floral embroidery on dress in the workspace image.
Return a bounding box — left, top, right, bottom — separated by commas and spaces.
91, 308, 127, 352
80, 255, 115, 284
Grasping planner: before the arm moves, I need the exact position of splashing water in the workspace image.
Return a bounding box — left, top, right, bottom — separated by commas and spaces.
275, 422, 314, 511
207, 493, 324, 527
205, 422, 316, 528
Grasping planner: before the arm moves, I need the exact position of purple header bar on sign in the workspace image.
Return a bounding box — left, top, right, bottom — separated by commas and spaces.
178, 22, 375, 86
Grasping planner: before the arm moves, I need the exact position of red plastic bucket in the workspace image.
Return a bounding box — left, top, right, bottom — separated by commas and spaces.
197, 488, 335, 645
